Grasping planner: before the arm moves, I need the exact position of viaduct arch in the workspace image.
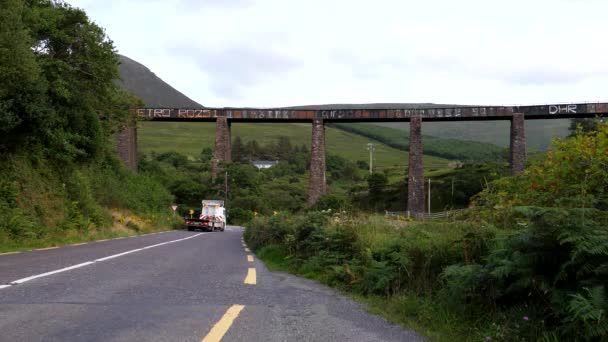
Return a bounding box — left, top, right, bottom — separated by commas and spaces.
118, 102, 608, 217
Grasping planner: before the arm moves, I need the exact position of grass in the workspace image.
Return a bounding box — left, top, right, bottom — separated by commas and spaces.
138, 121, 451, 170
0, 209, 178, 253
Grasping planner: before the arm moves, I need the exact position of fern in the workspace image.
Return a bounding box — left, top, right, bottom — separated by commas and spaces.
566, 286, 608, 340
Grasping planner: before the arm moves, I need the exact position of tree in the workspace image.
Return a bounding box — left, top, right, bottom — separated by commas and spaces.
276, 136, 293, 160
0, 0, 137, 161
0, 0, 49, 149
569, 118, 603, 137
231, 137, 246, 163
368, 172, 388, 199
245, 140, 261, 160
200, 147, 213, 162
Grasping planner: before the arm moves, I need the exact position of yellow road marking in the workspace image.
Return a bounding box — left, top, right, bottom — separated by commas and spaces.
0, 251, 20, 256
247, 255, 254, 263
201, 304, 245, 342
244, 247, 250, 253
36, 246, 58, 251
244, 267, 256, 285
70, 242, 87, 246
96, 239, 109, 242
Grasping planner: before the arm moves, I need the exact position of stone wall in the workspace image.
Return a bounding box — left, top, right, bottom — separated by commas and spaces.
510, 113, 527, 174
212, 117, 231, 178
117, 125, 138, 171
407, 116, 424, 216
308, 119, 327, 205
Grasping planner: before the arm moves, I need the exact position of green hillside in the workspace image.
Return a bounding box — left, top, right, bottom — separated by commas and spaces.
138, 122, 451, 170
373, 119, 571, 151
331, 123, 507, 161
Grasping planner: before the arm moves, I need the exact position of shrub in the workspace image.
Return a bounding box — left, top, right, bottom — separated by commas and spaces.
228, 208, 254, 225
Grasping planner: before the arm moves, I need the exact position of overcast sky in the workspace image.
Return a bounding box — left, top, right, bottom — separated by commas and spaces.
70, 0, 607, 108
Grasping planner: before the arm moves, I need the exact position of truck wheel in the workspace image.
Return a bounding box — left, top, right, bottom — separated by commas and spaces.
220, 223, 225, 231
187, 227, 194, 231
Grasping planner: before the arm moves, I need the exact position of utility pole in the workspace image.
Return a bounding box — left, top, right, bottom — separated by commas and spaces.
367, 143, 375, 174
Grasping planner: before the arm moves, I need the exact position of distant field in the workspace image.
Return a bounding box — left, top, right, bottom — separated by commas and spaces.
138, 122, 450, 170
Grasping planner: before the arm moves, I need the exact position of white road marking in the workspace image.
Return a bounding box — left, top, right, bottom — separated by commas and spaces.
2, 233, 205, 289
35, 246, 58, 251
11, 262, 95, 285
94, 249, 144, 262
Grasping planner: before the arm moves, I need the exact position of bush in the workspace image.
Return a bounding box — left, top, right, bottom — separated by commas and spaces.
311, 193, 349, 211
228, 208, 254, 225
441, 207, 608, 340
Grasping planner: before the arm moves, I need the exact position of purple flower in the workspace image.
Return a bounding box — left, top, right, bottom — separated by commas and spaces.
523, 316, 529, 321
485, 337, 491, 341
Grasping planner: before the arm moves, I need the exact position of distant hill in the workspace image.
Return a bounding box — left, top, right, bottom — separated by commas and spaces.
117, 55, 203, 108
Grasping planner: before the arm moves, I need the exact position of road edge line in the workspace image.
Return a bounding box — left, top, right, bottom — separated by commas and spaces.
201, 304, 245, 342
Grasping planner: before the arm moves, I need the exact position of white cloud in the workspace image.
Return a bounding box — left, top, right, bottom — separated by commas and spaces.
69, 0, 608, 107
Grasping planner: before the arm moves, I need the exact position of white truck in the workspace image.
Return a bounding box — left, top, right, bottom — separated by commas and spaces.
185, 200, 226, 232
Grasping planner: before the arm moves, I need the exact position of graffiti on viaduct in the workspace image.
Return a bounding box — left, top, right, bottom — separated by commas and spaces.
118, 102, 608, 217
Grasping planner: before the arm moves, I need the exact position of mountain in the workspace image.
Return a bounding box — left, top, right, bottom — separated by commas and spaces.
117, 55, 203, 108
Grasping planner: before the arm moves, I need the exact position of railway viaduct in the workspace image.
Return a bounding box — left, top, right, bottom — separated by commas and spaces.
117, 102, 608, 217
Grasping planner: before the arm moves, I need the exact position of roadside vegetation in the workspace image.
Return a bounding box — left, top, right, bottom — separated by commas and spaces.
245, 123, 608, 341
0, 0, 179, 252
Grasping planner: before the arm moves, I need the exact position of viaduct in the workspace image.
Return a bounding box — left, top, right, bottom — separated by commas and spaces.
117, 102, 608, 217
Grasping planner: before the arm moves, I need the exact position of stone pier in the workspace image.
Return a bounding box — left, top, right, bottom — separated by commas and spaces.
407, 116, 424, 217
308, 119, 327, 205
212, 117, 231, 178
117, 125, 138, 171
510, 113, 526, 174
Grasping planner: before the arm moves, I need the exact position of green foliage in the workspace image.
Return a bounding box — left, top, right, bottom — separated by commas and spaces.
368, 172, 388, 198
430, 163, 508, 210
477, 123, 608, 211
311, 193, 349, 211
228, 208, 254, 225
0, 0, 49, 149
569, 117, 604, 136
0, 1, 179, 252
0, 0, 136, 159
156, 151, 189, 168
441, 207, 608, 340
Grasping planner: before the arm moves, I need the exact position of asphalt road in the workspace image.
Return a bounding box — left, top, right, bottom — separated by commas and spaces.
0, 227, 424, 342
